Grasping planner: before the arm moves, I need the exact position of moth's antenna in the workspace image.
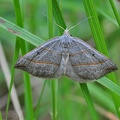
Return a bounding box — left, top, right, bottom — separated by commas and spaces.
68, 16, 92, 31
43, 13, 65, 31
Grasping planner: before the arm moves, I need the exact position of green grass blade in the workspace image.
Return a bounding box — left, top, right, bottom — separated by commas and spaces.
34, 81, 47, 119
51, 80, 58, 120
0, 112, 3, 120
97, 8, 118, 27
5, 0, 24, 119
83, 0, 120, 117
88, 83, 115, 111
0, 17, 45, 46
52, 0, 66, 34
83, 0, 108, 54
109, 0, 120, 27
98, 77, 120, 96
80, 84, 98, 120
48, 0, 53, 38
48, 1, 58, 120
14, 1, 34, 120
23, 73, 34, 120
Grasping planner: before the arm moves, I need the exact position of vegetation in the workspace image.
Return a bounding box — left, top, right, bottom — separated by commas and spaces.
0, 0, 120, 120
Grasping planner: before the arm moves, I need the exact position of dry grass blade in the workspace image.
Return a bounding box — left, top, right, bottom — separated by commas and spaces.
0, 43, 24, 120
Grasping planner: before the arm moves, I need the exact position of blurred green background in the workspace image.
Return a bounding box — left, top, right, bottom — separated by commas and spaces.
0, 0, 120, 120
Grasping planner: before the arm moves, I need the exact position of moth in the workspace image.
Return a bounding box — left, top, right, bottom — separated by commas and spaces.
14, 29, 117, 83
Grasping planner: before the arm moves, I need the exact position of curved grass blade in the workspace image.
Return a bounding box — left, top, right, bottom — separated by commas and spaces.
98, 77, 120, 96
97, 8, 118, 27
0, 17, 45, 46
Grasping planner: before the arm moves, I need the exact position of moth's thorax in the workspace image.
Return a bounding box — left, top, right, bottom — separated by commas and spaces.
61, 30, 72, 49
62, 36, 71, 47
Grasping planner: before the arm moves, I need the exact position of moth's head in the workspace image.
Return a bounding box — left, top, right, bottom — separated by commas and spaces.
63, 28, 70, 35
